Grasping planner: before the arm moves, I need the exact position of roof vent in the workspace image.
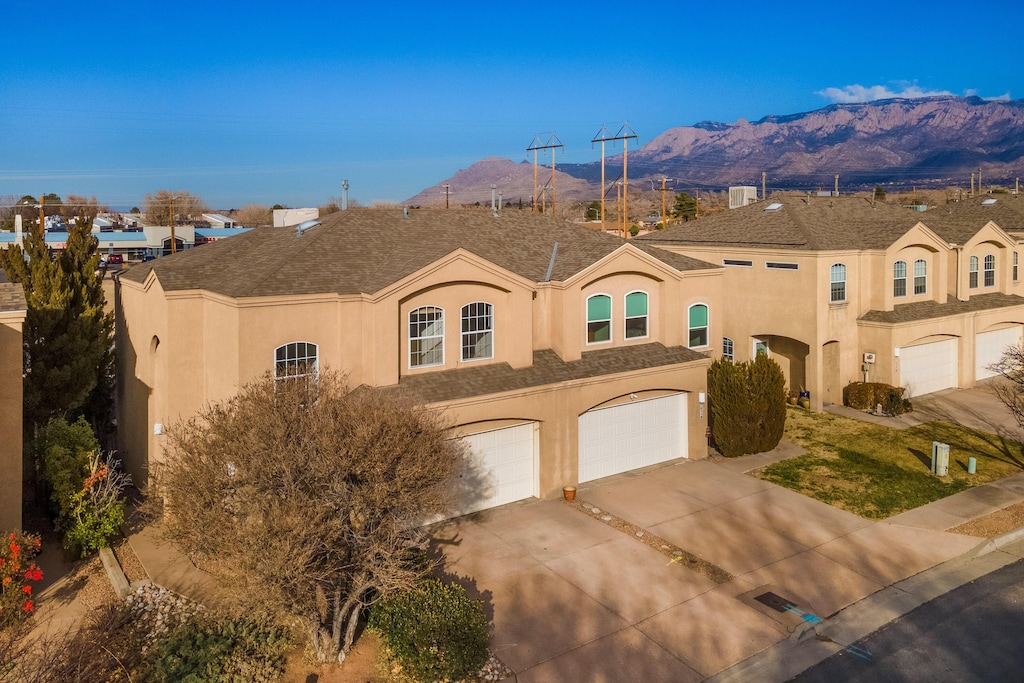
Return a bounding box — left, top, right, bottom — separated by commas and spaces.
982, 198, 997, 206
295, 219, 320, 236
403, 207, 409, 219
764, 202, 784, 212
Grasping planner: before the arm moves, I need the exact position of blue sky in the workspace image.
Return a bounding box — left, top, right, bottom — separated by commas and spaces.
1, 0, 1020, 210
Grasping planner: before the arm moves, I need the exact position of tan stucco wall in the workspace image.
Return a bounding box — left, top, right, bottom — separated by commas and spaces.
117, 247, 719, 498
0, 311, 25, 532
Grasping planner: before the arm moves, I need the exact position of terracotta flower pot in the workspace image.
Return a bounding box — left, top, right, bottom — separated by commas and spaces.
562, 486, 577, 501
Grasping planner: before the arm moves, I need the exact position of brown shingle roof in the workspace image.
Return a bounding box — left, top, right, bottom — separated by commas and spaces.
860, 292, 1024, 324
921, 195, 1024, 243
120, 208, 717, 297
398, 342, 709, 403
639, 195, 926, 251
0, 283, 26, 313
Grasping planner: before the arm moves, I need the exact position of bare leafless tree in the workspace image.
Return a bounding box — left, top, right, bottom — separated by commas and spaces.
993, 344, 1024, 428
230, 203, 273, 228
142, 190, 209, 226
154, 370, 461, 663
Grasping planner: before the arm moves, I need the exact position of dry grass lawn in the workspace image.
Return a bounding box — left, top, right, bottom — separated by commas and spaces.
754, 407, 1024, 519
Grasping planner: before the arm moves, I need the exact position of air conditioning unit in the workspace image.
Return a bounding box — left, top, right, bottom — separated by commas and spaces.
863, 352, 876, 364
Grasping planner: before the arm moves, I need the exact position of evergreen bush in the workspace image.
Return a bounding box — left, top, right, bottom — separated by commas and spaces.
368, 578, 489, 682
707, 355, 787, 457
144, 615, 291, 683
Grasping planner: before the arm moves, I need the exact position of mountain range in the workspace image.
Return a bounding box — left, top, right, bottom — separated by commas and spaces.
406, 96, 1024, 206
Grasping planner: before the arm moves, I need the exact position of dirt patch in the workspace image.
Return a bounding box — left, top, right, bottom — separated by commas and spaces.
949, 500, 1024, 538
282, 631, 384, 682
565, 498, 733, 584
112, 538, 148, 583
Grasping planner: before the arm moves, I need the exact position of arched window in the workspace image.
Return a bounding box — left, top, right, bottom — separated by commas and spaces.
830, 263, 846, 302
624, 291, 648, 339
984, 254, 996, 287
275, 342, 318, 382
409, 306, 444, 368
969, 256, 979, 289
894, 261, 907, 297
1015, 252, 1019, 281
461, 302, 493, 361
688, 304, 709, 348
914, 259, 927, 294
587, 294, 612, 344
722, 337, 734, 361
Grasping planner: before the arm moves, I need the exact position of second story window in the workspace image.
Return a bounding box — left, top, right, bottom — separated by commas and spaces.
587, 294, 612, 344
624, 291, 648, 339
914, 259, 927, 295
894, 261, 907, 297
723, 337, 734, 361
969, 256, 979, 289
461, 302, 493, 361
984, 254, 995, 287
830, 263, 846, 303
275, 342, 318, 383
688, 304, 708, 348
1015, 252, 1019, 281
409, 306, 444, 368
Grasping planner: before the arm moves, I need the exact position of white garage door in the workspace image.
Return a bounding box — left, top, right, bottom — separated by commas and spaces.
900, 339, 958, 398
976, 326, 1022, 380
578, 393, 688, 483
457, 423, 536, 515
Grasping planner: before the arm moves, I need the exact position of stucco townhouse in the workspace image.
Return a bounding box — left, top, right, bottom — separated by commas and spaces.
641, 194, 1024, 410
115, 208, 723, 513
0, 283, 27, 532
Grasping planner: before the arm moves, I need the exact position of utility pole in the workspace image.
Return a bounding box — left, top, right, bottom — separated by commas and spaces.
761, 171, 767, 201
651, 177, 674, 230
591, 122, 637, 238
695, 189, 700, 219
978, 167, 983, 194
971, 173, 975, 197
169, 195, 177, 253
527, 133, 563, 217
834, 174, 839, 196
442, 184, 450, 209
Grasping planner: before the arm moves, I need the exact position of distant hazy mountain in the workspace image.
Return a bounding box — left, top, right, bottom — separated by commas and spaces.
408, 96, 1024, 204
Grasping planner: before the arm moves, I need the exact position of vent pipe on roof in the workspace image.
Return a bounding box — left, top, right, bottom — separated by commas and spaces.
341, 179, 349, 210
295, 219, 320, 236
544, 241, 559, 282
403, 207, 409, 219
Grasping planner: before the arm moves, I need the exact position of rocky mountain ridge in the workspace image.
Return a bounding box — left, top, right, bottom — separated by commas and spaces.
406, 96, 1024, 206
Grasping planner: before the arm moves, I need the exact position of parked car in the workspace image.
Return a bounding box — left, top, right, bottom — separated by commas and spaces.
108, 254, 124, 264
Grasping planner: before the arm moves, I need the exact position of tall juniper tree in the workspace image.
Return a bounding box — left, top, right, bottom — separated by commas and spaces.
0, 195, 114, 438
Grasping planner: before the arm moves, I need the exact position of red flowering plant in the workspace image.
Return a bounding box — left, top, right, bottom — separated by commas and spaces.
0, 531, 43, 629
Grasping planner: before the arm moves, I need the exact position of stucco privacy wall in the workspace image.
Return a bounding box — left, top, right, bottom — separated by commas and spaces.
116, 208, 721, 499
0, 284, 27, 532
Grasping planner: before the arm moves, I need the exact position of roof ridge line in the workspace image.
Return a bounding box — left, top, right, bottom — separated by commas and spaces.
783, 198, 820, 250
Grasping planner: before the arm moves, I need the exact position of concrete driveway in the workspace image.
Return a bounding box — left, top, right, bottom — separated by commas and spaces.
431, 449, 992, 681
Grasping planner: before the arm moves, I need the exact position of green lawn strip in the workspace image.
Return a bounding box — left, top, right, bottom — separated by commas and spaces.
755, 407, 1024, 519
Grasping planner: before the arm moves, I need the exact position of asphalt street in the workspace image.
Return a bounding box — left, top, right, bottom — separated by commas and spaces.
792, 558, 1024, 682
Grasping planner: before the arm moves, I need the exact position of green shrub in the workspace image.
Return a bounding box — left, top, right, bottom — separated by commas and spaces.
707, 354, 787, 457
144, 615, 291, 683
844, 382, 912, 415
369, 579, 489, 682
32, 418, 130, 557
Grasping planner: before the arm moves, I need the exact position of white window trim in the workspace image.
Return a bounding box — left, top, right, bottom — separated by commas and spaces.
753, 337, 770, 357
586, 293, 613, 346
913, 259, 927, 295
984, 254, 996, 287
830, 263, 847, 303
969, 255, 979, 289
460, 301, 494, 363
624, 290, 650, 341
688, 302, 710, 349
723, 336, 734, 361
894, 260, 908, 298
274, 341, 319, 382
409, 305, 445, 369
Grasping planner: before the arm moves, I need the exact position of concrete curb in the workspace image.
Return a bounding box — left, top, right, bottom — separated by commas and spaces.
708, 535, 1024, 682
974, 525, 1024, 556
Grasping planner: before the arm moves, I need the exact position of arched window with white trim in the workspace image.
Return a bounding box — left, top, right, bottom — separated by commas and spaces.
688, 303, 709, 348
624, 291, 649, 339
587, 294, 612, 344
461, 302, 493, 361
275, 342, 319, 382
830, 263, 846, 302
409, 306, 444, 368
